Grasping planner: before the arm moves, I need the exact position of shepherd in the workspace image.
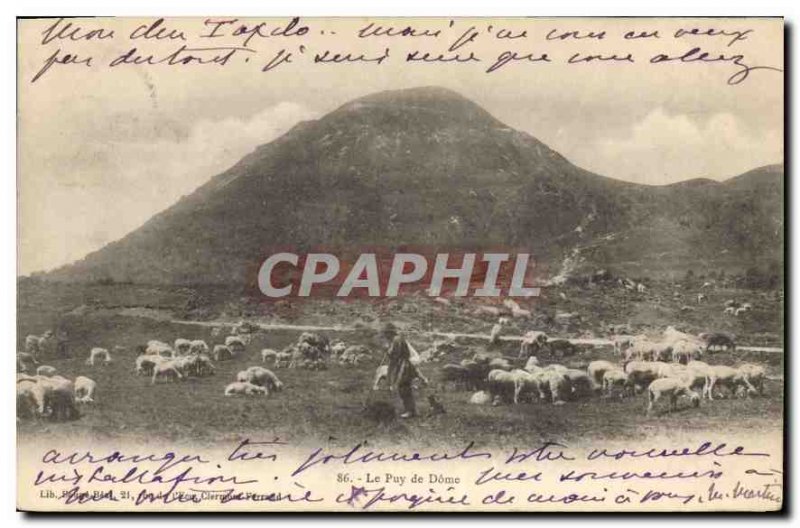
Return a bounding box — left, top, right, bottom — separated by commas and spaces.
386, 334, 430, 419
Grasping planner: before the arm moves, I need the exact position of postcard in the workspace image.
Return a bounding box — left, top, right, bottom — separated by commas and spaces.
17, 16, 784, 511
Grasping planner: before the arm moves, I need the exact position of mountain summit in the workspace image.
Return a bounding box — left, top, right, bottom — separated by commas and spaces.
46, 88, 783, 285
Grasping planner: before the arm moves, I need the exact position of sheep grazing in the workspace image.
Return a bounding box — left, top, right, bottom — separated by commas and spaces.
510, 369, 540, 404
330, 340, 347, 358
519, 331, 548, 359
670, 339, 702, 365
185, 354, 215, 377
225, 336, 247, 354
189, 340, 210, 356
706, 365, 757, 400
17, 380, 42, 419
624, 361, 666, 393
242, 366, 284, 392
536, 369, 570, 405
587, 360, 616, 387
261, 349, 278, 364
37, 376, 79, 421
86, 347, 112, 366
563, 369, 594, 399
146, 340, 174, 358
224, 382, 269, 397
647, 378, 700, 415
213, 344, 234, 361
523, 356, 541, 373
24, 331, 54, 359
469, 390, 492, 405
488, 357, 513, 371
274, 351, 293, 368
151, 360, 184, 384
174, 338, 192, 356
36, 365, 57, 377
699, 332, 736, 353
339, 345, 371, 365
74, 376, 97, 403
135, 354, 165, 376
602, 369, 628, 397
737, 363, 766, 396
486, 369, 518, 405
611, 335, 635, 358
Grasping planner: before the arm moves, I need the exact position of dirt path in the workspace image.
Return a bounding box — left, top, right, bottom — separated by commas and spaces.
167, 318, 784, 354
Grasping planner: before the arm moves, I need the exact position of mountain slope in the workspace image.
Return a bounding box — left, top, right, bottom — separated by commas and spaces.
44, 87, 783, 285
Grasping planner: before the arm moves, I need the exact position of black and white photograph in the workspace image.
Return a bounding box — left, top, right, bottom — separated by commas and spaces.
15, 16, 784, 512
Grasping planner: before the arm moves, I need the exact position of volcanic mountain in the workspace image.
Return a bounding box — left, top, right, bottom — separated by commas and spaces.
45, 87, 783, 285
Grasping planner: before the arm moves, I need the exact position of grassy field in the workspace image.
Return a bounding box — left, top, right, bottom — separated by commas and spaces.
16, 299, 784, 448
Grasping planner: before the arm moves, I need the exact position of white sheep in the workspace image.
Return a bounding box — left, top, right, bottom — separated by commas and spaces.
707, 365, 757, 399
587, 360, 616, 387
174, 338, 192, 356
36, 376, 79, 421
519, 330, 548, 358
151, 360, 183, 384
86, 347, 112, 366
468, 390, 492, 405
737, 363, 766, 396
602, 369, 628, 397
213, 344, 234, 361
17, 380, 47, 418
261, 348, 278, 364
670, 339, 702, 364
74, 376, 97, 403
36, 365, 57, 377
225, 336, 246, 354
224, 382, 268, 396
189, 340, 209, 355
611, 335, 635, 357
624, 361, 666, 393
523, 356, 541, 373
242, 366, 284, 392
146, 340, 174, 357
536, 369, 570, 405
135, 354, 165, 376
510, 369, 540, 404
647, 377, 700, 415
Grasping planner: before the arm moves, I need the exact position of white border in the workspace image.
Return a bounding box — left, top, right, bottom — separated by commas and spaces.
5, 2, 795, 527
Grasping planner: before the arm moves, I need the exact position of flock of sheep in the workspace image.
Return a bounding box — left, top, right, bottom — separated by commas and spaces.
435, 324, 767, 415
17, 314, 772, 423
16, 325, 358, 421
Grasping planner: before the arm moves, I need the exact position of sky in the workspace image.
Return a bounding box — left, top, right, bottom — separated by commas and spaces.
17, 17, 784, 275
